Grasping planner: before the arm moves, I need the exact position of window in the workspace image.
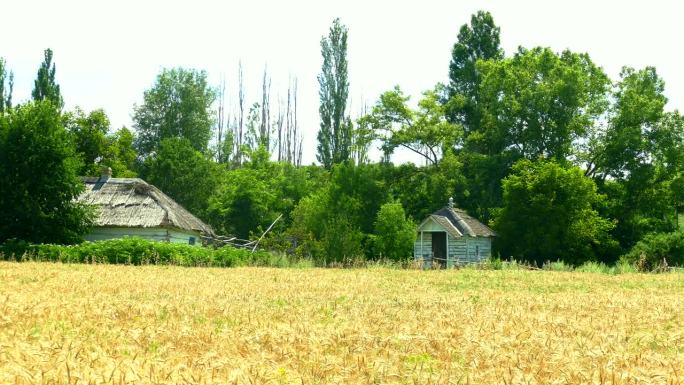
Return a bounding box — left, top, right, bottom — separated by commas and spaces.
189, 237, 196, 245
475, 245, 480, 258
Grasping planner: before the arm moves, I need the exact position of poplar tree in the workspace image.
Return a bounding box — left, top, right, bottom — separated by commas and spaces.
32, 48, 64, 109
0, 58, 13, 113
317, 18, 351, 169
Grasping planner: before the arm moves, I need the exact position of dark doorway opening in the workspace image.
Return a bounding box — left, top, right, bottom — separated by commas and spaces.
432, 232, 447, 268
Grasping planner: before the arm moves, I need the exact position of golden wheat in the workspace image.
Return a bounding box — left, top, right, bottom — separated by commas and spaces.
1, 262, 683, 384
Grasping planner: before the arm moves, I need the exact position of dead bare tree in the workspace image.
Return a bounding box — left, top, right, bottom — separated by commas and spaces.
216, 77, 226, 163
260, 65, 272, 150
276, 95, 284, 162
236, 61, 245, 165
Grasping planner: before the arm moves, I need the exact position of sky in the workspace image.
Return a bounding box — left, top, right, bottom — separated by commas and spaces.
2, 0, 683, 164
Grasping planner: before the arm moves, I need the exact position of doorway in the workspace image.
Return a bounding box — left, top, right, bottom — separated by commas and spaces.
431, 232, 447, 268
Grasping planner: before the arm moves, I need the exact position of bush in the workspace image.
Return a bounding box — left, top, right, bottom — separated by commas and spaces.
542, 260, 574, 272
622, 231, 684, 271
0, 238, 282, 268
575, 261, 610, 274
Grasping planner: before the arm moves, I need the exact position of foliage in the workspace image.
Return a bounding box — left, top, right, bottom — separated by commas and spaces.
31, 48, 63, 109
0, 57, 13, 113
0, 238, 277, 267
288, 163, 388, 261
588, 68, 681, 250
103, 127, 138, 177
474, 47, 610, 160
0, 102, 93, 244
372, 202, 415, 261
623, 230, 684, 270
446, 10, 503, 132
317, 18, 351, 169
63, 107, 111, 176
133, 67, 216, 156
359, 85, 462, 165
141, 137, 219, 220
495, 159, 616, 265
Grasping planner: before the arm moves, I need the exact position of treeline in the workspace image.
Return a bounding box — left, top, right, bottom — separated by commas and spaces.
1, 12, 683, 268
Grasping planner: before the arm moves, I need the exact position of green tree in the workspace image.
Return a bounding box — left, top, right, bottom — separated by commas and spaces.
208, 167, 275, 240
141, 137, 219, 219
63, 108, 111, 176
459, 47, 609, 222
317, 18, 351, 168
103, 127, 138, 177
133, 68, 216, 157
359, 85, 461, 165
372, 201, 415, 261
587, 67, 681, 249
0, 58, 14, 113
208, 158, 324, 242
494, 159, 616, 266
288, 162, 387, 261
0, 102, 92, 244
32, 48, 64, 109
446, 10, 503, 133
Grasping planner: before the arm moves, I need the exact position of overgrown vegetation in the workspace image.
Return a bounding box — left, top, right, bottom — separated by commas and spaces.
0, 238, 287, 267
1, 12, 683, 267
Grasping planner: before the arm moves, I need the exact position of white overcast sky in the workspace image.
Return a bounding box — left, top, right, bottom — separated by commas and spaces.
2, 0, 683, 164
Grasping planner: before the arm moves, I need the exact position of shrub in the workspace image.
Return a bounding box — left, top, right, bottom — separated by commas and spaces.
0, 237, 284, 268
542, 260, 574, 272
622, 230, 684, 271
575, 261, 610, 274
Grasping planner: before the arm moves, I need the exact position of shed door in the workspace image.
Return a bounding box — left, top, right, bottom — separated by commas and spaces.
432, 232, 447, 267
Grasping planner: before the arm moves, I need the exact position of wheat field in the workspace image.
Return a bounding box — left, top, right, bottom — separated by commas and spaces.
1, 262, 683, 384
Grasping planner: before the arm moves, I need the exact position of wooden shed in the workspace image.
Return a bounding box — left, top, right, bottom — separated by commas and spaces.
414, 198, 496, 268
78, 169, 214, 245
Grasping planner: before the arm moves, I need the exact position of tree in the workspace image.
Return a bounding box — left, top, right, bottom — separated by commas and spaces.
317, 18, 351, 168
446, 11, 503, 133
359, 85, 462, 165
0, 102, 92, 244
372, 201, 415, 260
133, 68, 216, 157
103, 127, 138, 177
63, 108, 111, 176
208, 167, 275, 240
475, 47, 610, 160
494, 159, 616, 266
32, 48, 64, 109
586, 67, 681, 249
459, 47, 609, 222
141, 137, 219, 219
0, 58, 14, 113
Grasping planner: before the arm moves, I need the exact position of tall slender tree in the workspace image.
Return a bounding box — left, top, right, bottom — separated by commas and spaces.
32, 48, 64, 109
0, 58, 13, 113
317, 18, 351, 168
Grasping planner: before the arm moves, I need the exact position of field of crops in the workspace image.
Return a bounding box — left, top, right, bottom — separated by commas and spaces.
1, 262, 683, 384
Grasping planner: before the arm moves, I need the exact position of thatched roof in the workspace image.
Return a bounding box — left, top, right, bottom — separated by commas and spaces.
79, 176, 214, 236
422, 205, 496, 238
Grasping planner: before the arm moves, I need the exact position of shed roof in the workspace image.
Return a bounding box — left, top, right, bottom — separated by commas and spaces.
78, 176, 214, 236
419, 206, 496, 238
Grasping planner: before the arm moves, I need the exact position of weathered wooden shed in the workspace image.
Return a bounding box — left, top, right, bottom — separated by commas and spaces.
78, 169, 214, 245
414, 198, 496, 268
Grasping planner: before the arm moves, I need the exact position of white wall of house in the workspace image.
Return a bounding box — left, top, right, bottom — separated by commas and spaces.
84, 227, 202, 245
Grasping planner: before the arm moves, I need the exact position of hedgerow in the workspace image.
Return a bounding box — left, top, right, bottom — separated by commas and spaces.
0, 238, 276, 267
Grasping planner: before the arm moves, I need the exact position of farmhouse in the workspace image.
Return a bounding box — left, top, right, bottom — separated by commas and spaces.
414, 198, 495, 267
78, 168, 214, 245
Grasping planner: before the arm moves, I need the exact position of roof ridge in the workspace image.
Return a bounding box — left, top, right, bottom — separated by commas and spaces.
450, 208, 475, 236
